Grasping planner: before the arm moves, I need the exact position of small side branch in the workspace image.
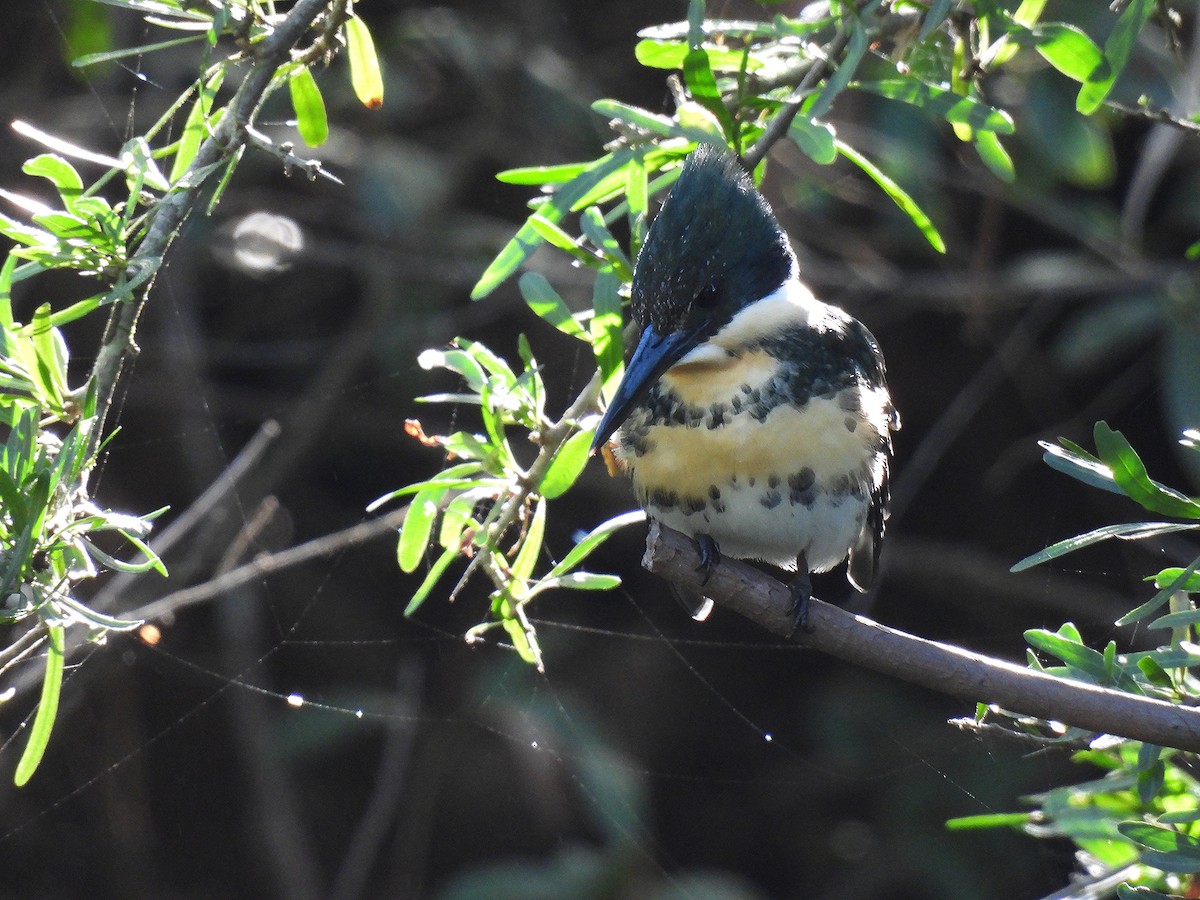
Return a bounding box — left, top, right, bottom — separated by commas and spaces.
643, 522, 1200, 753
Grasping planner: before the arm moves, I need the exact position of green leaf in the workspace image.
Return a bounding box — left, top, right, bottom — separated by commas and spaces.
809, 14, 868, 119
546, 509, 644, 580
1012, 523, 1198, 574
1149, 567, 1200, 592
170, 71, 223, 184
974, 131, 1015, 182
472, 151, 634, 299
539, 429, 591, 499
1076, 0, 1153, 115
1025, 628, 1107, 680
788, 117, 837, 165
1040, 439, 1125, 496
682, 48, 735, 141
14, 623, 64, 787
834, 140, 945, 253
917, 0, 953, 43
510, 497, 547, 583
1094, 421, 1200, 519
1119, 553, 1200, 626
855, 79, 1015, 134
404, 546, 458, 617
592, 99, 678, 137
580, 207, 632, 278
289, 65, 329, 148
1028, 23, 1104, 84
1117, 886, 1175, 900
344, 15, 384, 109
496, 163, 590, 185
22, 154, 83, 197
626, 151, 648, 257
634, 39, 761, 72
1118, 821, 1200, 860
944, 812, 1031, 831
518, 273, 588, 340
397, 485, 448, 573
72, 33, 204, 67
539, 571, 621, 591
1136, 657, 1173, 689
590, 267, 625, 401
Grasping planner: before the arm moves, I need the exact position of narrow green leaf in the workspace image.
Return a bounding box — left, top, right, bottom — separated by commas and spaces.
626, 151, 648, 258
1025, 628, 1107, 679
14, 623, 64, 787
27, 305, 67, 409
1028, 23, 1104, 84
288, 65, 329, 148
496, 163, 589, 185
580, 207, 632, 278
974, 131, 1015, 182
591, 99, 677, 137
1137, 657, 1173, 689
170, 71, 223, 183
590, 267, 625, 400
1118, 821, 1200, 857
944, 812, 1031, 831
835, 140, 945, 253
52, 592, 144, 630
1150, 567, 1200, 592
518, 273, 588, 340
344, 15, 384, 109
1094, 421, 1200, 519
510, 497, 546, 583
72, 33, 204, 67
404, 546, 459, 616
634, 39, 762, 72
539, 571, 621, 591
1041, 439, 1124, 495
1118, 553, 1200, 626
682, 48, 735, 141
917, 0, 953, 43
539, 429, 592, 499
855, 79, 1015, 134
788, 117, 837, 165
546, 510, 645, 579
809, 15, 868, 119
1076, 0, 1153, 115
525, 215, 595, 265
1012, 523, 1198, 573
22, 155, 84, 196
472, 151, 633, 299
397, 485, 448, 573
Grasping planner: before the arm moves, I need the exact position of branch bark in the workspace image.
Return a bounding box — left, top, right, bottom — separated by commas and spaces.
643, 521, 1200, 753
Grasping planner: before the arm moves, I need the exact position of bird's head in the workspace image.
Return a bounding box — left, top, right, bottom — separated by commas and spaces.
591, 145, 796, 452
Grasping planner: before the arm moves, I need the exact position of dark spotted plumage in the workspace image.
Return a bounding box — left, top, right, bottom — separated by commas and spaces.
591, 145, 898, 622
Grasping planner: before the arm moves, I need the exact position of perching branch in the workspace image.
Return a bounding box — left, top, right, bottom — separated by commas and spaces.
643, 522, 1200, 753
86, 0, 348, 458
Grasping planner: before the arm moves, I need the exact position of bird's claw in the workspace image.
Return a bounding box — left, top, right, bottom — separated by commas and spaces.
695, 534, 720, 587
788, 571, 814, 635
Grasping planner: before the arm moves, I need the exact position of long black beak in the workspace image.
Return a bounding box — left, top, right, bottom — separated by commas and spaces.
590, 323, 704, 454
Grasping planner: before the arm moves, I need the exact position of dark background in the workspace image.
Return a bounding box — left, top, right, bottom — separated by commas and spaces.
1, 1, 1198, 897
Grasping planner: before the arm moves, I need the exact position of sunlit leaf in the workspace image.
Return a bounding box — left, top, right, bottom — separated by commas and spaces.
397, 484, 448, 573
1076, 0, 1153, 115
788, 117, 837, 165
539, 429, 591, 499
72, 33, 205, 67
1094, 422, 1200, 519
288, 65, 329, 148
546, 509, 644, 579
14, 623, 64, 787
344, 15, 384, 109
835, 140, 945, 253
809, 14, 867, 119
519, 273, 588, 340
974, 131, 1014, 182
404, 546, 458, 617
855, 79, 1015, 134
1012, 523, 1199, 573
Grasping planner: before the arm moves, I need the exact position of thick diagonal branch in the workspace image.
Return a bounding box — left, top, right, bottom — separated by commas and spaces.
643, 521, 1200, 753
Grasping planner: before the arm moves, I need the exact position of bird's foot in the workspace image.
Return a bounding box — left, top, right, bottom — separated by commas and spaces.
695, 534, 720, 587
788, 570, 814, 635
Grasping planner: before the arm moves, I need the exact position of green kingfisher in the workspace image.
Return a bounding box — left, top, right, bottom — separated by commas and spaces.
590, 145, 898, 627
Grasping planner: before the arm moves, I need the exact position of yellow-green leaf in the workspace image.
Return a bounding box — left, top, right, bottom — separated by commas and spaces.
344, 16, 384, 109
14, 624, 64, 786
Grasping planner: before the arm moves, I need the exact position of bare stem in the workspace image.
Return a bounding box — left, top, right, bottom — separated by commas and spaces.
643, 521, 1200, 753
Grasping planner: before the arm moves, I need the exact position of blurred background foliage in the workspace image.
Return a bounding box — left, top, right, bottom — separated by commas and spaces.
0, 0, 1199, 897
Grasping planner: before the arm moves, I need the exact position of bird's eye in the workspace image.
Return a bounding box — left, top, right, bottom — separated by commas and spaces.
694, 281, 721, 309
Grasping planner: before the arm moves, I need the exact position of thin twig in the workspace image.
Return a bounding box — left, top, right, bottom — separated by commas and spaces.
643, 521, 1200, 753
130, 506, 409, 623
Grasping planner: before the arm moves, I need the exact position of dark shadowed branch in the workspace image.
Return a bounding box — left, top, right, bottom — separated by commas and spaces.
643, 521, 1200, 753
